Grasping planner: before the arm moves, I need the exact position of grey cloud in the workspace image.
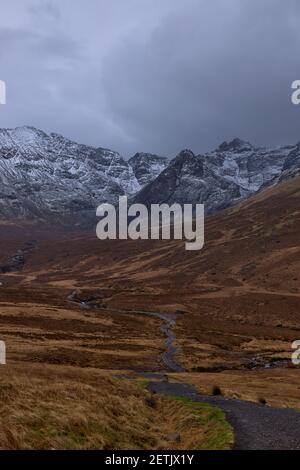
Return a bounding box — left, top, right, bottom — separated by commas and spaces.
0, 0, 300, 158
29, 1, 61, 21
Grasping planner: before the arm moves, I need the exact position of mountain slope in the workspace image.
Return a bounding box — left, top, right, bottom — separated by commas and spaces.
0, 127, 300, 224
128, 152, 168, 186
205, 138, 293, 192
6, 172, 299, 300
132, 149, 243, 213
0, 126, 142, 222
133, 139, 296, 211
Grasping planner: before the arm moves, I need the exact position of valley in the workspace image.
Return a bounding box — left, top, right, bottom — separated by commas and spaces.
0, 129, 300, 449
0, 173, 299, 448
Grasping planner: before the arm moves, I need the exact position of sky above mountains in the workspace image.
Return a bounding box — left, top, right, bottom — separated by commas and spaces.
0, 0, 300, 157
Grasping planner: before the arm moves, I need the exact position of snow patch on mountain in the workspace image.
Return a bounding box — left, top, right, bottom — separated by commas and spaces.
0, 128, 300, 223
0, 126, 141, 222
128, 152, 168, 186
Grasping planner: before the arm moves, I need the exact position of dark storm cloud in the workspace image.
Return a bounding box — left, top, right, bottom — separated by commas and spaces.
0, 0, 300, 157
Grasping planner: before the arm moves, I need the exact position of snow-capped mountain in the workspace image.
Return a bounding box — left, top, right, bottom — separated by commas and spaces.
132, 149, 243, 213
0, 126, 142, 223
132, 139, 298, 213
0, 127, 299, 224
204, 138, 294, 194
278, 143, 300, 183
128, 152, 168, 187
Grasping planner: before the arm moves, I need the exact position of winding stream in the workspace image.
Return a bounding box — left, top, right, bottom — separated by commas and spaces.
67, 293, 290, 373
67, 292, 185, 372
67, 293, 300, 449
138, 311, 186, 373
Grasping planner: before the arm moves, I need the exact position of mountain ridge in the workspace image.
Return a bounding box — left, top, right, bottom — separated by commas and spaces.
0, 126, 299, 223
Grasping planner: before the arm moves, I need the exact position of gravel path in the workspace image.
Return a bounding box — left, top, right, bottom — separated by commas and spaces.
149, 381, 300, 450
69, 303, 300, 450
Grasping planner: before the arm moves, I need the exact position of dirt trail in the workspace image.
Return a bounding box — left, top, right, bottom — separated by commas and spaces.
136, 310, 300, 450
65, 295, 300, 450
148, 381, 300, 450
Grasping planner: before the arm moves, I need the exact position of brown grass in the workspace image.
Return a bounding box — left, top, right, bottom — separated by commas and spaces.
170, 368, 300, 409
0, 364, 232, 450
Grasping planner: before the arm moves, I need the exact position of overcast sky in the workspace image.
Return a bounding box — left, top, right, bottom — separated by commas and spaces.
0, 0, 300, 157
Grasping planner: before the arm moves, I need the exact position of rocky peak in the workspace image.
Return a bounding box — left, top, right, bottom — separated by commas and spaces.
128, 152, 168, 187
0, 126, 141, 224
176, 149, 195, 160
170, 149, 197, 172
0, 126, 300, 225
217, 138, 253, 153
279, 142, 300, 182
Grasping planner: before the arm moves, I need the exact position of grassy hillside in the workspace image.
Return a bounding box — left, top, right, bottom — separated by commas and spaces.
0, 364, 233, 450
